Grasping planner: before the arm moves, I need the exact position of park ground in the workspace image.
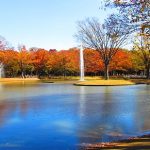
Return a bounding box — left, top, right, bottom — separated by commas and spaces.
0, 76, 150, 85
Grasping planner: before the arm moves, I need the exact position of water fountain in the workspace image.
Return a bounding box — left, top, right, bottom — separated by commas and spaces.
0, 63, 4, 78
80, 44, 85, 81
0, 63, 2, 78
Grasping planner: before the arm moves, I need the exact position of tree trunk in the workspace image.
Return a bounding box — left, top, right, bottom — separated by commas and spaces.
146, 64, 150, 79
104, 64, 109, 80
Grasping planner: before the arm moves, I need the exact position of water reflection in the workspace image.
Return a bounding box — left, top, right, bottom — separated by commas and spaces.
0, 83, 149, 149
79, 86, 86, 118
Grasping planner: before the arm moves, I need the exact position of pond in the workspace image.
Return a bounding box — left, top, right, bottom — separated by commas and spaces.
0, 82, 150, 150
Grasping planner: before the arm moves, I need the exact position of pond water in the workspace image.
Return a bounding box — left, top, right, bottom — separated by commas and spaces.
0, 82, 150, 150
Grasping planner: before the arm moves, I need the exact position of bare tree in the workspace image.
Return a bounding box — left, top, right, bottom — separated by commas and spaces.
0, 35, 13, 50
76, 15, 131, 79
105, 0, 150, 28
0, 36, 8, 50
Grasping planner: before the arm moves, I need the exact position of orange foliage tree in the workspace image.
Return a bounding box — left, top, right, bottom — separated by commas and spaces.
110, 49, 133, 75
31, 48, 49, 77
48, 49, 79, 76
64, 48, 79, 75
84, 49, 103, 75
0, 45, 138, 78
17, 45, 32, 78
2, 50, 19, 77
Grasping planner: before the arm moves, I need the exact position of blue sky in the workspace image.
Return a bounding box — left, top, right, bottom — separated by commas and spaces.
0, 0, 111, 50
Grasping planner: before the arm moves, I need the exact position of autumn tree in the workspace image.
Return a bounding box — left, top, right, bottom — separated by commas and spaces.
130, 50, 145, 75
64, 48, 79, 75
46, 49, 57, 76
76, 15, 131, 79
2, 50, 19, 77
46, 49, 80, 77
31, 48, 49, 77
110, 49, 132, 74
84, 48, 103, 75
17, 45, 32, 78
105, 0, 149, 77
50, 50, 72, 76
133, 35, 150, 78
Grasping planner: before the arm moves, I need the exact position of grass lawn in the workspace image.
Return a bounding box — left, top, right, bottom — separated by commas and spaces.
0, 77, 150, 85
0, 78, 40, 83
75, 79, 135, 86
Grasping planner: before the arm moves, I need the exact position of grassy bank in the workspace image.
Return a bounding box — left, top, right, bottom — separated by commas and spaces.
130, 79, 150, 85
40, 76, 150, 85
75, 79, 135, 86
0, 78, 40, 83
0, 77, 150, 85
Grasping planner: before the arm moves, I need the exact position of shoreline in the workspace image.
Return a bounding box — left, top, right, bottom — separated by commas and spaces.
0, 78, 150, 86
82, 134, 150, 149
0, 78, 40, 83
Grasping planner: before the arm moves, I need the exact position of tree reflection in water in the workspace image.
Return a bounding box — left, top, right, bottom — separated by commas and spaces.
0, 83, 149, 149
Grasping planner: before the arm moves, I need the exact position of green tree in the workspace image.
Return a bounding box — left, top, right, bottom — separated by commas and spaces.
133, 35, 150, 78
